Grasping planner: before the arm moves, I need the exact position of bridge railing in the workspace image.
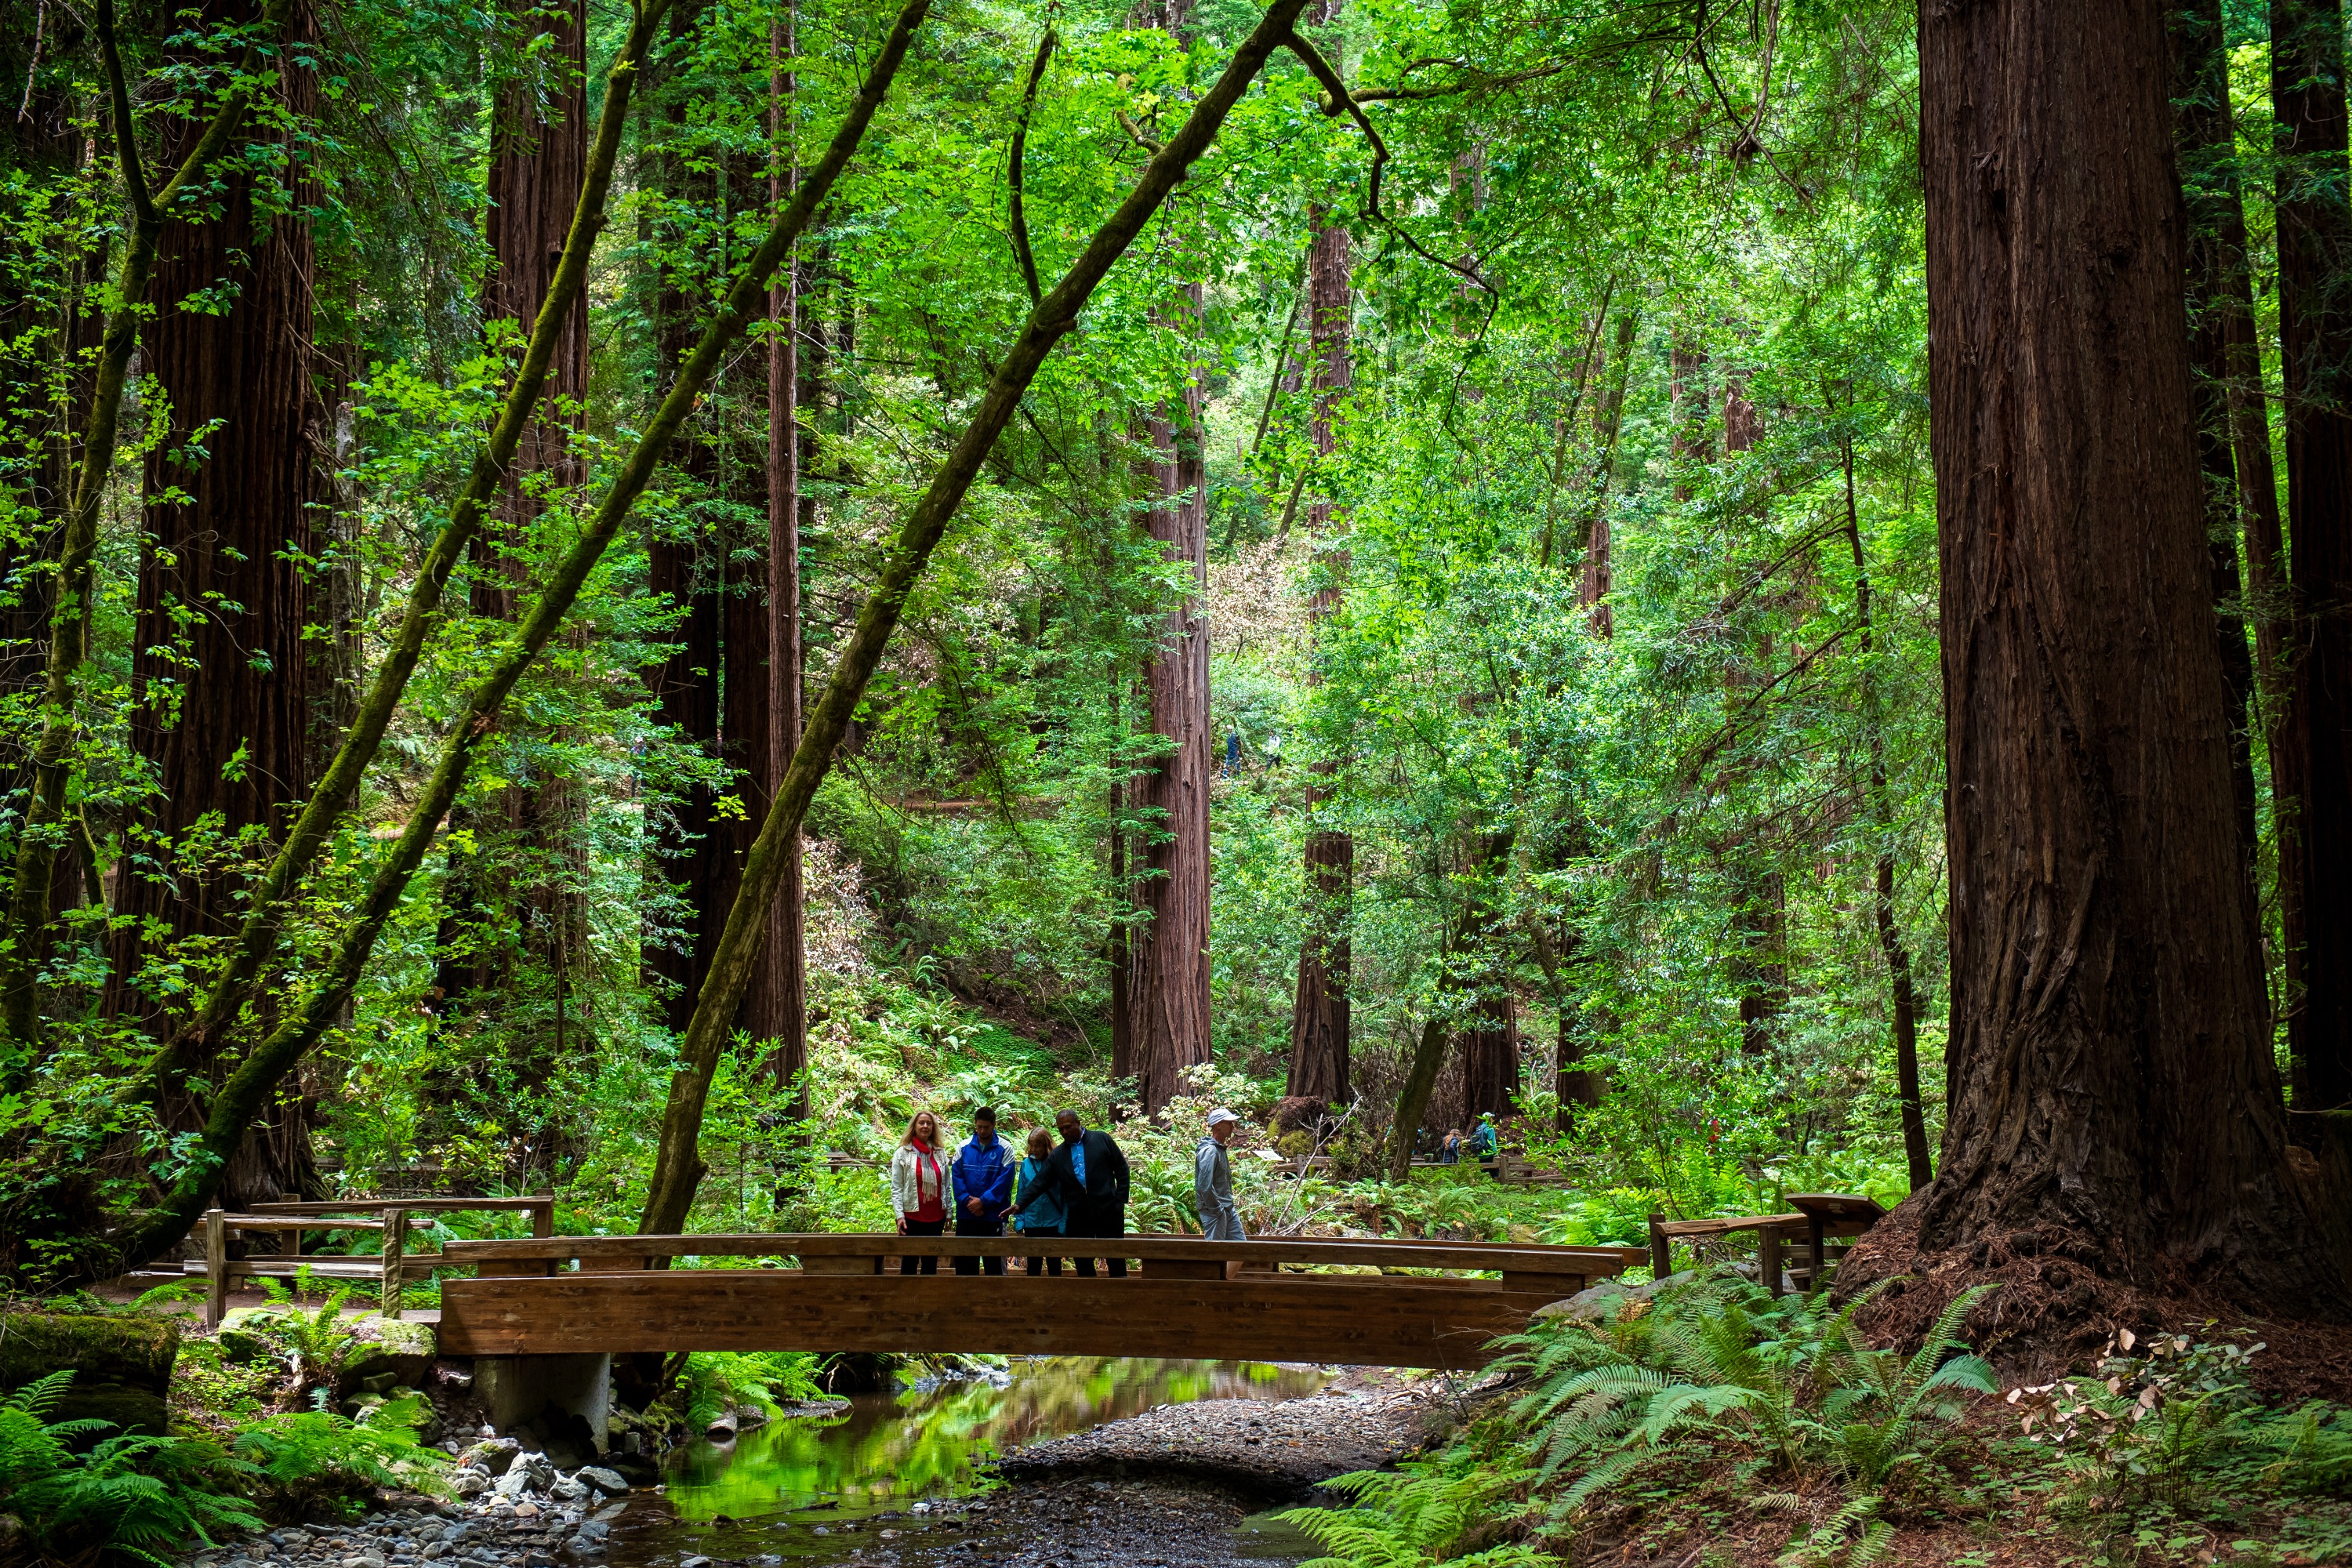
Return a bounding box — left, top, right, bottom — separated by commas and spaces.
437, 1231, 1646, 1295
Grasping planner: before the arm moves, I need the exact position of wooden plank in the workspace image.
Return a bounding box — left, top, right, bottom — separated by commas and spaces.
189, 1259, 387, 1280
381, 1209, 406, 1316
1653, 1213, 1807, 1240
1785, 1193, 1886, 1223
437, 1271, 1562, 1369
205, 1206, 227, 1328
1501, 1270, 1588, 1298
439, 1232, 1635, 1276
251, 1197, 555, 1217
202, 1214, 387, 1232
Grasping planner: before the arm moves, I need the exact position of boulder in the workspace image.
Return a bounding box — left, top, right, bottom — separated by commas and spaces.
0, 1312, 178, 1437
335, 1317, 436, 1391
575, 1467, 628, 1497
448, 1473, 489, 1498
459, 1437, 520, 1475
1534, 1270, 1698, 1325
216, 1306, 303, 1365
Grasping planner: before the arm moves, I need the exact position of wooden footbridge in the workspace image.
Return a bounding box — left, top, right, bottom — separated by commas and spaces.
431, 1233, 1647, 1370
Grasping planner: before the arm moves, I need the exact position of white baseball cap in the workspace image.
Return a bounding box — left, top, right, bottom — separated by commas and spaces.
1207, 1108, 1241, 1127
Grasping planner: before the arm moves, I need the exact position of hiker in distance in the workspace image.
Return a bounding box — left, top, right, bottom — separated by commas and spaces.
1012, 1125, 1068, 1276
1048, 1108, 1131, 1276
951, 1105, 1016, 1276
891, 1110, 950, 1275
1196, 1108, 1247, 1241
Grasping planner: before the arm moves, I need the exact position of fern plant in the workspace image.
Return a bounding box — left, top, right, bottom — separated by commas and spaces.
249, 1283, 357, 1402
231, 1392, 445, 1515
0, 1370, 263, 1568
1274, 1451, 1550, 1568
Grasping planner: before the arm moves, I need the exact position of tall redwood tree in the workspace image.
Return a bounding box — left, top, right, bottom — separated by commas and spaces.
2272, 0, 2352, 1123
111, 0, 323, 1207
1842, 0, 2345, 1317
1128, 286, 1213, 1113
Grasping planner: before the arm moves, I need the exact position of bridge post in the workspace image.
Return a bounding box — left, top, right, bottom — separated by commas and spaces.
477, 1353, 612, 1451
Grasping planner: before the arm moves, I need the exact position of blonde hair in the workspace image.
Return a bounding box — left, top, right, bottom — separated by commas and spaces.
904, 1111, 938, 1149
1025, 1127, 1052, 1157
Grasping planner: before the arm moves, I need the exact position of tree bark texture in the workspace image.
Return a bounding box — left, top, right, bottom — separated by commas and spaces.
1287, 209, 1352, 1102
644, 3, 728, 1036
1576, 310, 1637, 637
1129, 285, 1213, 1113
2273, 0, 2352, 1119
1848, 0, 2346, 1311
1457, 831, 1519, 1120
109, 0, 322, 1206
432, 0, 594, 1036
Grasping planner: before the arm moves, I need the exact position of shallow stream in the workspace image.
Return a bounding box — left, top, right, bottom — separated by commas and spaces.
604, 1359, 1330, 1568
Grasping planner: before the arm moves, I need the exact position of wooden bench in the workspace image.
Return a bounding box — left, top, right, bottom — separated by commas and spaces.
1646, 1192, 1886, 1298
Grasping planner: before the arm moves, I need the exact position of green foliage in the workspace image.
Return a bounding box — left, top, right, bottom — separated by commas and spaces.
679, 1352, 826, 1430
0, 1370, 263, 1567
2007, 1328, 2352, 1544
229, 1392, 445, 1517
1276, 1450, 1550, 1568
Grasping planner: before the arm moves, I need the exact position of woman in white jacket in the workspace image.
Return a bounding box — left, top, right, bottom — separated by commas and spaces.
890, 1111, 950, 1275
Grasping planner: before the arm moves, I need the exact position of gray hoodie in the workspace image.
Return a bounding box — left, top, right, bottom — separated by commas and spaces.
1194, 1134, 1244, 1241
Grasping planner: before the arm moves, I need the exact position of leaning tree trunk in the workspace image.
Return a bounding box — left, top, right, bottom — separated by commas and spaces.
1129, 285, 1214, 1114
108, 0, 323, 1208
1839, 0, 2347, 1330
2273, 0, 2352, 1126
1287, 205, 1352, 1102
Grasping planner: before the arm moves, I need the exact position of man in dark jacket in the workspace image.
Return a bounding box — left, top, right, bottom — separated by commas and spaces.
1049, 1109, 1131, 1277
950, 1107, 1017, 1276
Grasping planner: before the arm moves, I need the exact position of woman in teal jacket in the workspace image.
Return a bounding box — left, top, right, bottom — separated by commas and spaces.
1011, 1127, 1068, 1276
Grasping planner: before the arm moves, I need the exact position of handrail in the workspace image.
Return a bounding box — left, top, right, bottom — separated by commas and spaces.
200, 1213, 388, 1232
438, 1231, 1645, 1272
250, 1196, 553, 1215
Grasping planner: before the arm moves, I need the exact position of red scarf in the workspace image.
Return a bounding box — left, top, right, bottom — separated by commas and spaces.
907, 1144, 946, 1221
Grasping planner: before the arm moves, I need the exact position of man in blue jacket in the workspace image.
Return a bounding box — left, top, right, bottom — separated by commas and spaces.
950, 1107, 1017, 1276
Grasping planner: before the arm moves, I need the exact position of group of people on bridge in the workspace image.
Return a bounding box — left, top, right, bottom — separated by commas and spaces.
888, 1105, 1247, 1276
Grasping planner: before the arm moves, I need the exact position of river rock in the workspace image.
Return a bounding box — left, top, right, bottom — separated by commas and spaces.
459, 1438, 521, 1475
576, 1467, 628, 1496
448, 1473, 488, 1498
548, 1474, 589, 1504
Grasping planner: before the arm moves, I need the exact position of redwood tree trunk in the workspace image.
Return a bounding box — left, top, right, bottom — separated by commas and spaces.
1457, 831, 1519, 1120
1287, 209, 1352, 1102
757, 2, 808, 1090
1842, 0, 2344, 1318
108, 0, 323, 1207
2172, 0, 2261, 909
1129, 287, 1213, 1113
2273, 0, 2352, 1121
1576, 310, 1637, 635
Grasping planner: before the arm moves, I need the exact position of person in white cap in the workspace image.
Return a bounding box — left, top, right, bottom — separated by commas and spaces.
1195, 1109, 1247, 1241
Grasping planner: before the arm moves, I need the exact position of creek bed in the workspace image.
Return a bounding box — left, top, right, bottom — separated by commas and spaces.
603, 1359, 1341, 1568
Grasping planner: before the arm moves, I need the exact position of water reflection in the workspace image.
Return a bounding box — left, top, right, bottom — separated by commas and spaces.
661, 1359, 1327, 1523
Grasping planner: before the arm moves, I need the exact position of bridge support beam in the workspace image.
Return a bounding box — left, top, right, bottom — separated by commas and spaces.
477, 1352, 612, 1451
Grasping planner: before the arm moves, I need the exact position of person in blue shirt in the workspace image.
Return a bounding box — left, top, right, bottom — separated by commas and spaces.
950, 1106, 1017, 1276
1011, 1127, 1068, 1276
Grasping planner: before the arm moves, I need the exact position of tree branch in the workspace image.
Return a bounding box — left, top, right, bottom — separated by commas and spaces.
1007, 27, 1056, 306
